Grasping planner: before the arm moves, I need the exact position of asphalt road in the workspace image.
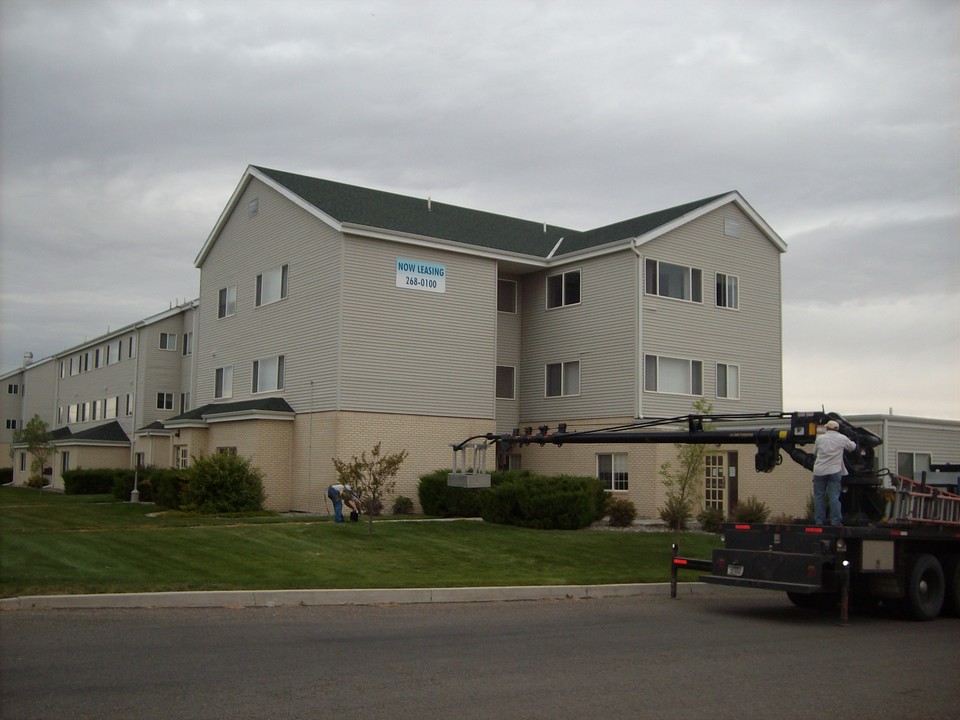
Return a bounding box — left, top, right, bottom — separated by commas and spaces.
2, 589, 958, 720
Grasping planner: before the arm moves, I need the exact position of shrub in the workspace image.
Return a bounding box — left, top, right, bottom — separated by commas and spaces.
64, 468, 116, 495
696, 506, 726, 533
481, 474, 600, 530
180, 453, 266, 514
659, 494, 693, 530
769, 513, 795, 525
0, 467, 13, 484
392, 495, 414, 515
732, 496, 771, 524
607, 497, 637, 527
417, 469, 490, 517
146, 468, 186, 509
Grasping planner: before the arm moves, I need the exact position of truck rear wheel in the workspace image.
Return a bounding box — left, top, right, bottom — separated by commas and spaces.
902, 553, 945, 621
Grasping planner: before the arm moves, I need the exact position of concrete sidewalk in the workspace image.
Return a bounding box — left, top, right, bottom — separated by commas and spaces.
0, 582, 718, 610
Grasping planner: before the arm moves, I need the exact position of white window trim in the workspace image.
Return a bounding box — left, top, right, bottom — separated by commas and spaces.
215, 366, 234, 400
159, 333, 177, 351
545, 268, 582, 309
495, 365, 516, 400
545, 360, 581, 398
644, 354, 703, 396
715, 272, 740, 310
716, 362, 741, 400
252, 355, 285, 394
256, 264, 289, 307
597, 452, 629, 492
645, 259, 703, 304
218, 285, 237, 319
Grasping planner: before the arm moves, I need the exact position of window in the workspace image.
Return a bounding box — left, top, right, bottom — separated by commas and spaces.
716, 273, 739, 309
91, 399, 101, 421
248, 197, 259, 217
5, 419, 18, 430
645, 259, 702, 302
94, 348, 103, 368
497, 279, 517, 313
175, 445, 189, 469
107, 339, 122, 365
60, 361, 65, 378
135, 452, 145, 469
157, 392, 174, 410
252, 355, 285, 393
716, 363, 740, 399
496, 366, 516, 400
704, 454, 725, 510
7, 383, 18, 394
545, 360, 580, 397
217, 446, 238, 456
62, 451, 70, 474
81, 352, 89, 372
215, 366, 234, 399
218, 286, 237, 318
256, 265, 288, 306
159, 333, 177, 351
897, 452, 932, 480
20, 451, 26, 472
128, 335, 137, 359
724, 217, 740, 237
180, 392, 190, 414
546, 269, 581, 308
644, 355, 703, 395
105, 396, 118, 419
182, 332, 193, 356
68, 404, 78, 423
598, 453, 629, 491
125, 393, 134, 416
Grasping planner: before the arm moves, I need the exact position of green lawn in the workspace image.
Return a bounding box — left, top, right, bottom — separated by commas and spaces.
0, 486, 720, 597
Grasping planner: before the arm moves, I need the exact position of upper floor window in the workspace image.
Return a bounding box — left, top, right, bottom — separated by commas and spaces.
128, 335, 137, 359
256, 265, 288, 307
545, 360, 580, 397
496, 366, 516, 400
716, 363, 740, 399
218, 286, 237, 319
105, 396, 118, 419
644, 355, 703, 395
182, 332, 193, 356
159, 332, 177, 351
7, 383, 18, 395
598, 453, 628, 491
94, 348, 103, 368
252, 355, 285, 393
716, 273, 739, 309
5, 419, 19, 430
497, 279, 517, 313
106, 339, 122, 365
157, 392, 174, 410
546, 269, 580, 308
645, 259, 702, 303
215, 366, 234, 399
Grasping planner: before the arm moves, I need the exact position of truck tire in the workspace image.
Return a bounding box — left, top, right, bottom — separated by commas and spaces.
902, 553, 945, 621
944, 556, 960, 616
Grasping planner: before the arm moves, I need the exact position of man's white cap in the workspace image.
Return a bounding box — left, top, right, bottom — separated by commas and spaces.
825, 420, 840, 430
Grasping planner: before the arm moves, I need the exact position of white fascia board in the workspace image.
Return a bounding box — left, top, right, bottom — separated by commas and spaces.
54, 302, 197, 358
162, 420, 209, 430
51, 439, 130, 448
202, 409, 295, 424
633, 192, 787, 253
342, 223, 550, 270
548, 238, 638, 266
195, 166, 344, 268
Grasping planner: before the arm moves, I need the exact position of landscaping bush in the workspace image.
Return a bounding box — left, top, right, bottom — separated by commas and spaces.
146, 468, 186, 509
732, 495, 771, 524
696, 506, 726, 533
392, 495, 414, 515
111, 469, 156, 503
180, 453, 266, 514
417, 469, 490, 517
0, 467, 12, 484
481, 474, 601, 530
659, 494, 693, 530
607, 497, 637, 527
64, 468, 118, 495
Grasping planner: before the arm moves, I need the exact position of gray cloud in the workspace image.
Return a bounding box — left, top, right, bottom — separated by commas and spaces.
1, 0, 957, 418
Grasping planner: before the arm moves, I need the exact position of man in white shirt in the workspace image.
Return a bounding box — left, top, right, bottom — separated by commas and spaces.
327, 483, 362, 523
812, 419, 857, 526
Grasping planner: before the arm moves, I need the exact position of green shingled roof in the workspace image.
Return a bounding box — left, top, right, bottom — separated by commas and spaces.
253, 166, 734, 260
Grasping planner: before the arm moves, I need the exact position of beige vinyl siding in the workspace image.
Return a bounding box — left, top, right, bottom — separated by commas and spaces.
519, 250, 637, 423
24, 361, 57, 427
56, 335, 142, 432
854, 417, 960, 471
496, 272, 521, 433
641, 204, 782, 418
138, 315, 189, 427
339, 236, 497, 418
195, 178, 342, 411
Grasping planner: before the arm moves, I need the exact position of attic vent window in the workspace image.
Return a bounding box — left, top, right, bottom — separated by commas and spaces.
724, 217, 739, 237
248, 198, 259, 218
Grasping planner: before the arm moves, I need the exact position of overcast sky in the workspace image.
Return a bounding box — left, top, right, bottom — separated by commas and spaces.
1, 0, 957, 420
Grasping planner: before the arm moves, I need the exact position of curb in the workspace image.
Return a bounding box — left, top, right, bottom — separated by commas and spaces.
0, 582, 720, 611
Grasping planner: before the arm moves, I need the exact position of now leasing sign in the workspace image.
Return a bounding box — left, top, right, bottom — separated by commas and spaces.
396, 258, 446, 293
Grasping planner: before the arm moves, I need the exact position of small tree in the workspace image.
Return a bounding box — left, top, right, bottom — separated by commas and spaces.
332, 442, 409, 535
11, 414, 53, 489
658, 398, 713, 531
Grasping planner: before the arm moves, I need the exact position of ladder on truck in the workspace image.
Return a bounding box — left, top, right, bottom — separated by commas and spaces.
884, 474, 960, 526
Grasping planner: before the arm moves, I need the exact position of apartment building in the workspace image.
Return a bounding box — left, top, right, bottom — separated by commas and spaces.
6, 166, 957, 516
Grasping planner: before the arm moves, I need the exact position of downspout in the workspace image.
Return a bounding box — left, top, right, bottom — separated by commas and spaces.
631, 241, 643, 420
